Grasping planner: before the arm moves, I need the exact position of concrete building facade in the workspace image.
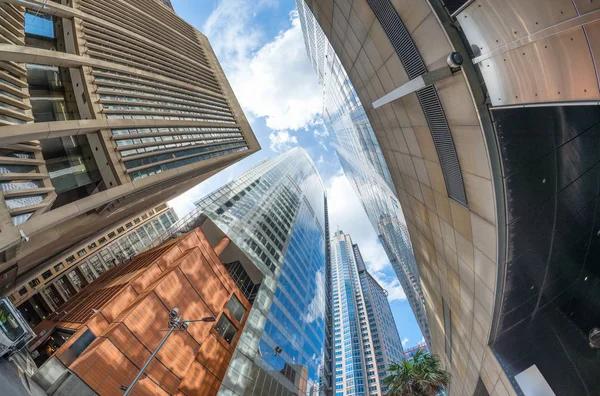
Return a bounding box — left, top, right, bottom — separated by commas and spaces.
28, 226, 255, 396
330, 230, 404, 396
301, 0, 600, 395
0, 0, 259, 295
9, 202, 178, 328
196, 147, 329, 396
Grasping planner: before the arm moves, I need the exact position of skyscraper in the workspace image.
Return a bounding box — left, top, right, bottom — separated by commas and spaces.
330, 230, 404, 396
297, 1, 431, 347
195, 147, 330, 396
0, 0, 259, 294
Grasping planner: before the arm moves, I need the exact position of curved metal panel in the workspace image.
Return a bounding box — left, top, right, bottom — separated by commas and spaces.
491, 104, 600, 396
479, 27, 599, 106
458, 0, 577, 55
573, 0, 600, 15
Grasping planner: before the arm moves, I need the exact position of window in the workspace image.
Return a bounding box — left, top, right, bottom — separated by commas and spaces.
126, 222, 133, 229
77, 249, 86, 257
66, 255, 76, 264
28, 279, 40, 288
41, 270, 52, 280
117, 227, 124, 234
88, 242, 97, 250
18, 287, 27, 296
108, 232, 116, 239
141, 214, 148, 220
98, 237, 107, 245
214, 315, 237, 344
134, 218, 141, 224
54, 263, 64, 272
226, 295, 246, 322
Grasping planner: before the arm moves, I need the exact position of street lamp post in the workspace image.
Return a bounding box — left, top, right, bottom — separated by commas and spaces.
122, 308, 215, 396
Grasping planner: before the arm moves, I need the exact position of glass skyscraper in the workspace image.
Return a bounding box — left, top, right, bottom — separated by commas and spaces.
195, 147, 330, 396
297, 0, 431, 347
331, 230, 404, 396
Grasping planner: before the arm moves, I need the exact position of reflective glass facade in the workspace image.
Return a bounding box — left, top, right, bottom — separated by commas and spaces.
331, 231, 404, 396
297, 1, 431, 347
196, 148, 329, 396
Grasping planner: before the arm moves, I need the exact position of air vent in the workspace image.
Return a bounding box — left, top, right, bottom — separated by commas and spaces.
417, 86, 467, 205
366, 0, 468, 206
366, 0, 426, 79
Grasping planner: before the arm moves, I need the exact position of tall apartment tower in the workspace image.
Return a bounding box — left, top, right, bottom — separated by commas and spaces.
331, 231, 404, 396
297, 1, 431, 347
0, 0, 259, 293
195, 147, 330, 396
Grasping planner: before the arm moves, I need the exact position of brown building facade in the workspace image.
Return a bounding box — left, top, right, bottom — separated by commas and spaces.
29, 226, 256, 396
10, 203, 178, 328
0, 0, 259, 295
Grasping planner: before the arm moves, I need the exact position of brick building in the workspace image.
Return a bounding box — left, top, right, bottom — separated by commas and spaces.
28, 225, 258, 396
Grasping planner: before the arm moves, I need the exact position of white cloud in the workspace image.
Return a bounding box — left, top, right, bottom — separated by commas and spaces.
302, 270, 326, 324
314, 128, 329, 150
402, 338, 409, 346
204, 3, 322, 132
371, 271, 407, 302
269, 130, 298, 152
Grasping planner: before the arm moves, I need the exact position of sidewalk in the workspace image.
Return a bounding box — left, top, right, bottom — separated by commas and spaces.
0, 350, 46, 396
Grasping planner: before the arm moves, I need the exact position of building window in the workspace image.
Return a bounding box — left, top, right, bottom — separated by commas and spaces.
141, 214, 148, 220
88, 242, 97, 250
117, 227, 124, 234
41, 270, 52, 280
126, 222, 133, 229
226, 295, 246, 323
98, 237, 107, 245
18, 287, 27, 296
108, 232, 116, 239
214, 314, 237, 344
77, 249, 86, 257
54, 263, 64, 272
28, 278, 41, 288
134, 218, 141, 224
66, 255, 76, 264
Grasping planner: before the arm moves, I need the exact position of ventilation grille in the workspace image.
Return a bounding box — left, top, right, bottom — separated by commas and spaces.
367, 0, 468, 206
417, 86, 467, 205
366, 0, 426, 79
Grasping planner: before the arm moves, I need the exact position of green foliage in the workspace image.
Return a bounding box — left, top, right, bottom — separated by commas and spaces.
383, 349, 450, 396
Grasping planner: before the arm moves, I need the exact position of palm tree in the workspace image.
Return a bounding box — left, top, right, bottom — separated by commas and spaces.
383, 349, 450, 395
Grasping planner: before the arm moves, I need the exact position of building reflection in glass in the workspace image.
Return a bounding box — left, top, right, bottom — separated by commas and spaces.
297, 0, 431, 347
196, 148, 328, 395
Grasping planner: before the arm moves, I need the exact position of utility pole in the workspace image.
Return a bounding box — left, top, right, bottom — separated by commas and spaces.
121, 308, 215, 395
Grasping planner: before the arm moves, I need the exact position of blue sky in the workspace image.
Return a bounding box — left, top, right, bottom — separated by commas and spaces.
169, 0, 424, 350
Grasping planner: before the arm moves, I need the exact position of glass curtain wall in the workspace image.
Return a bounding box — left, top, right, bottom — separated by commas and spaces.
196, 148, 328, 396
297, 0, 431, 347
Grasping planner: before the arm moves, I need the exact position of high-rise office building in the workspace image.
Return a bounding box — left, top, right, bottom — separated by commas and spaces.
195, 147, 329, 396
301, 0, 600, 395
297, 0, 431, 347
0, 0, 259, 294
330, 230, 404, 396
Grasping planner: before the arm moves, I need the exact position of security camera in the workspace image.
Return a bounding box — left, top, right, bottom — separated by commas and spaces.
20, 230, 29, 243
447, 52, 464, 69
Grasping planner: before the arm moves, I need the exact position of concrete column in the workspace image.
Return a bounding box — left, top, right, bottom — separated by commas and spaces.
214, 237, 230, 256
